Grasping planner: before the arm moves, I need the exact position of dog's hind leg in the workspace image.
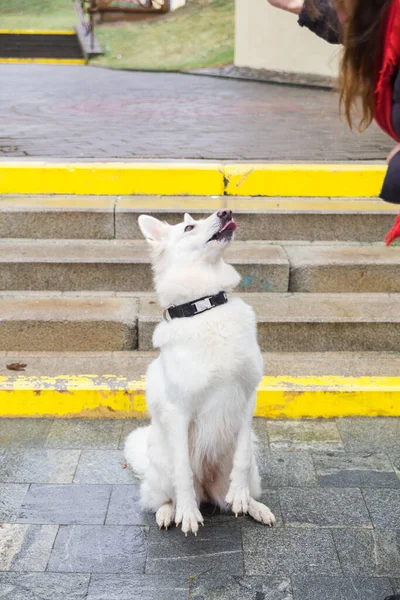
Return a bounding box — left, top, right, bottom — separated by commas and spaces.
248, 497, 275, 526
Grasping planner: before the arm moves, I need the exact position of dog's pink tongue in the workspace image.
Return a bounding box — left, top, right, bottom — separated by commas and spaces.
220, 220, 237, 233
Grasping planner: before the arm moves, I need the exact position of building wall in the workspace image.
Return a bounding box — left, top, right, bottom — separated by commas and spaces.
235, 0, 339, 77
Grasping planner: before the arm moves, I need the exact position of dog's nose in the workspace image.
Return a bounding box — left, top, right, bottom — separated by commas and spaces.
217, 210, 233, 220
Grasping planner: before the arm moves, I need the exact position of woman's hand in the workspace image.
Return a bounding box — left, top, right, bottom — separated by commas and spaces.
387, 143, 400, 164
266, 0, 304, 14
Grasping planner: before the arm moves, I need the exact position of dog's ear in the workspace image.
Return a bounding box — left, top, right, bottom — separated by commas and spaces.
184, 213, 195, 225
138, 215, 169, 243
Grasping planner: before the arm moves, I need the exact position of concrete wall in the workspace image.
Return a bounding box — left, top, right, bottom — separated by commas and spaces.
235, 0, 339, 78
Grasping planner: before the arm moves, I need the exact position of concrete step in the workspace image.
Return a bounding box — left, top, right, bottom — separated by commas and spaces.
139, 293, 400, 352
3, 350, 400, 378
0, 31, 84, 60
0, 239, 289, 293
0, 197, 115, 239
1, 239, 400, 293
1, 292, 397, 352
2, 351, 400, 418
0, 295, 138, 352
286, 245, 400, 293
0, 196, 397, 242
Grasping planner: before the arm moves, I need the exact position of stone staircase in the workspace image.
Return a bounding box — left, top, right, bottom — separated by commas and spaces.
1, 194, 400, 388
0, 31, 84, 62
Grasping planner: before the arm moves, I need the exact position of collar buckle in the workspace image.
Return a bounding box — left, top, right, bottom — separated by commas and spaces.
193, 298, 212, 313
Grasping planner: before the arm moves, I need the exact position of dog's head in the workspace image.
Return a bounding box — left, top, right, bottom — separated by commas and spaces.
138, 210, 236, 263
138, 210, 240, 305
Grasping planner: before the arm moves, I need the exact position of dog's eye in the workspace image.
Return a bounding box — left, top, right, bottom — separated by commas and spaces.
184, 225, 195, 232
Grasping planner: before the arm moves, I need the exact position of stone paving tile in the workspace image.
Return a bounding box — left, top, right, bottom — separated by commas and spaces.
87, 574, 189, 600
267, 420, 343, 452
258, 450, 318, 488
291, 575, 394, 600
191, 573, 293, 600
0, 572, 90, 599
243, 527, 341, 576
0, 524, 58, 572
333, 528, 400, 577
392, 578, 400, 593
16, 484, 111, 525
0, 484, 29, 522
362, 489, 400, 529
388, 451, 400, 480
146, 523, 243, 575
0, 450, 80, 484
313, 451, 400, 488
0, 449, 5, 464
47, 525, 147, 574
119, 419, 150, 450
45, 419, 122, 449
338, 418, 400, 452
106, 484, 152, 526
0, 419, 53, 448
279, 487, 371, 527
74, 450, 136, 484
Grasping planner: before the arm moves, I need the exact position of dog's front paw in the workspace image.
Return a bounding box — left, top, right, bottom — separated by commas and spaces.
156, 502, 175, 530
175, 501, 204, 536
225, 485, 250, 517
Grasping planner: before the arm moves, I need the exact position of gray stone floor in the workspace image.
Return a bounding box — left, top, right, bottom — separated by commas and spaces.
0, 65, 393, 161
0, 418, 399, 599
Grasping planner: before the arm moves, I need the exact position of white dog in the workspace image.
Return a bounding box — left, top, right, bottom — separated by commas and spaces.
125, 210, 275, 535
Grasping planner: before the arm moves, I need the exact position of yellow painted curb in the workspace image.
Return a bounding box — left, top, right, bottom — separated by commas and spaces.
1, 375, 399, 418
0, 59, 85, 65
0, 162, 225, 196
0, 162, 388, 197
224, 164, 387, 197
0, 30, 76, 35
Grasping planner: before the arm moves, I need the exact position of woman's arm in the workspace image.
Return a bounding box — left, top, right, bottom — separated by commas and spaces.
266, 0, 303, 14
298, 0, 341, 44
267, 0, 342, 44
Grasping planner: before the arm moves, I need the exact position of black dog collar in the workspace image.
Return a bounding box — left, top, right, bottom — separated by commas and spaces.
163, 291, 228, 322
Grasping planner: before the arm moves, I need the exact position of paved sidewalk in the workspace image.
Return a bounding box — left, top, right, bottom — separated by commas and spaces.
0, 64, 393, 161
0, 417, 399, 599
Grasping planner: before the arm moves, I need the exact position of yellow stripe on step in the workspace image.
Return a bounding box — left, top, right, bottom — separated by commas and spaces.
0, 58, 85, 65
1, 375, 399, 418
0, 30, 76, 35
224, 164, 387, 197
0, 162, 225, 196
0, 162, 388, 197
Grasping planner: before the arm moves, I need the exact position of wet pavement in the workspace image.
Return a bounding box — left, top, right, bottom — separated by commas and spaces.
0, 64, 393, 161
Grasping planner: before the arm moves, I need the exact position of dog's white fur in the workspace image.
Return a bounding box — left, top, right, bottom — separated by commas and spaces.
125, 211, 275, 535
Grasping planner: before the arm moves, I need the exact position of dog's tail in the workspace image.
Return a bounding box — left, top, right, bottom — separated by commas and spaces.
124, 425, 150, 478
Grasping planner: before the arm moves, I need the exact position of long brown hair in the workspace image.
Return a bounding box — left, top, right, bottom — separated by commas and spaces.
308, 0, 391, 131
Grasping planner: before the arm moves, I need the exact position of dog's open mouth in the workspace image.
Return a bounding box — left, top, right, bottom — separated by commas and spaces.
208, 220, 237, 242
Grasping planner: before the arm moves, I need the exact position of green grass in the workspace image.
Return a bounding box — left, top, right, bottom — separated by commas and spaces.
0, 0, 76, 30
92, 0, 234, 70
0, 0, 234, 70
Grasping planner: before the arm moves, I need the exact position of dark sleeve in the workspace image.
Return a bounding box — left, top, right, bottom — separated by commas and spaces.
298, 0, 341, 44
380, 70, 400, 204
380, 151, 400, 204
